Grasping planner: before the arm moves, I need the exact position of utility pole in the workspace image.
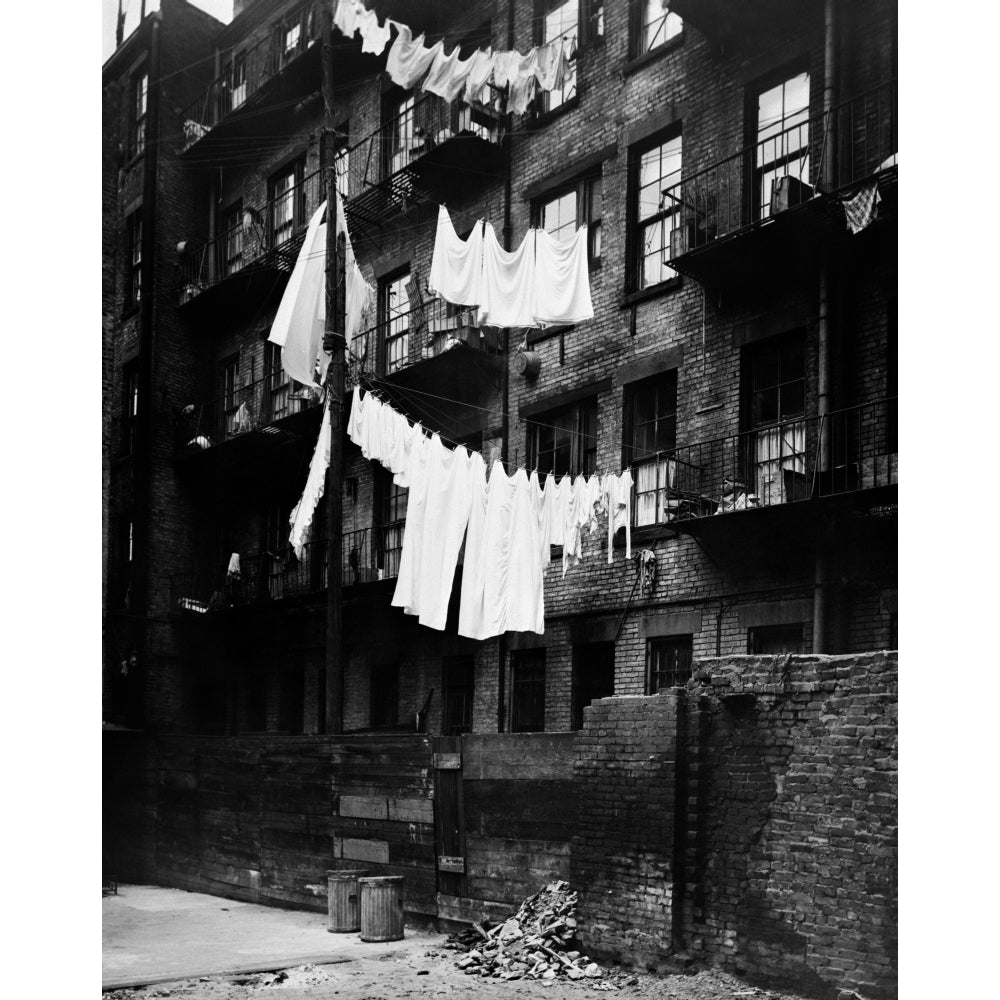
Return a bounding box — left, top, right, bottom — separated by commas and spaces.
322, 11, 344, 734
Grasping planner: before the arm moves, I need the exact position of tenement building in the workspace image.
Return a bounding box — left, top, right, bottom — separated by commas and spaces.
103, 0, 897, 994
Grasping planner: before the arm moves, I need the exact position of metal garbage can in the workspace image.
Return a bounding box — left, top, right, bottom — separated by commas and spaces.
358, 876, 405, 942
326, 869, 369, 933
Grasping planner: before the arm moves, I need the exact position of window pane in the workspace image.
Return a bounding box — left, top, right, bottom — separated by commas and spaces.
542, 190, 577, 241
541, 0, 578, 112
642, 1, 682, 54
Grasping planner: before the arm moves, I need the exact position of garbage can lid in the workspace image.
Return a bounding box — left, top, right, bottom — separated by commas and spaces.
357, 876, 405, 885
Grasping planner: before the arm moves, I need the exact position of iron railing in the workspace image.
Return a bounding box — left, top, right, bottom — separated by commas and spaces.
351, 296, 500, 376
181, 0, 322, 147
339, 91, 504, 200
170, 523, 405, 614
661, 80, 897, 259
178, 168, 324, 303
177, 369, 324, 450
631, 397, 897, 528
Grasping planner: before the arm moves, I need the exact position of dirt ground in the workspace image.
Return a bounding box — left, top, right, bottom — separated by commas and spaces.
104, 945, 814, 1000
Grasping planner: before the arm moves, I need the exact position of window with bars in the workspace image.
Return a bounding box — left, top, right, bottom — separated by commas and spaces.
632, 130, 682, 289
747, 623, 804, 654
126, 210, 143, 308
630, 0, 682, 58
537, 0, 577, 113
370, 663, 400, 727
130, 69, 148, 157
510, 650, 546, 732
527, 399, 597, 481
379, 269, 410, 374
442, 656, 475, 736
743, 332, 807, 506
268, 160, 304, 247
122, 362, 139, 455
646, 635, 692, 694
753, 70, 810, 221
535, 173, 602, 263
624, 371, 678, 527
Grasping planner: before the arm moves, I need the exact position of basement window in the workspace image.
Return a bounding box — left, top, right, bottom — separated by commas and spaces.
646, 635, 692, 693
747, 623, 804, 654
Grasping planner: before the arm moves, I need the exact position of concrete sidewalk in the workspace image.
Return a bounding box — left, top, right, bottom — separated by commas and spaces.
102, 884, 440, 990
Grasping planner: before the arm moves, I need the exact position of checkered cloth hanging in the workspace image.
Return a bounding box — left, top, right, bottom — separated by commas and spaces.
842, 179, 881, 234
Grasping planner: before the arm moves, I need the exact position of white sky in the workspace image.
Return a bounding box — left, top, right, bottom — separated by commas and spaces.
103, 0, 234, 62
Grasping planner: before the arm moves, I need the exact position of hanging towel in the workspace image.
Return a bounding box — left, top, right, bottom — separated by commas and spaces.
288, 407, 331, 559
386, 24, 443, 90
477, 223, 537, 328
333, 0, 361, 38
842, 179, 881, 234
534, 40, 568, 91
508, 49, 539, 114
268, 201, 327, 387
605, 470, 633, 564
463, 47, 495, 103
390, 417, 422, 488
423, 44, 475, 102
357, 7, 391, 55
533, 225, 594, 325
492, 50, 523, 89
428, 206, 485, 306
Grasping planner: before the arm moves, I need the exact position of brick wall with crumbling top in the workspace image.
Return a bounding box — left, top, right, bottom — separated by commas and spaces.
573, 651, 897, 1000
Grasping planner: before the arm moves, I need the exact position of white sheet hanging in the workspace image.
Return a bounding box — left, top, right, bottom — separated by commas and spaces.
463, 47, 494, 102
289, 406, 331, 559
386, 23, 443, 90
357, 7, 391, 55
533, 225, 594, 325
422, 44, 475, 102
428, 206, 484, 306
605, 470, 633, 564
477, 223, 537, 328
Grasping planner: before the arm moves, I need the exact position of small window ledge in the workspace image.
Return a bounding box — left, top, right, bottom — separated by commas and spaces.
621, 276, 683, 308
623, 34, 685, 77
526, 95, 580, 131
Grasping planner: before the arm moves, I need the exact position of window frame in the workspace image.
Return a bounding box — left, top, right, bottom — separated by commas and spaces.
510, 649, 546, 733
378, 267, 411, 375
628, 126, 683, 294
442, 655, 475, 736
370, 662, 400, 728
526, 397, 598, 481
747, 623, 805, 654
126, 210, 143, 310
533, 172, 603, 265
375, 467, 408, 580
130, 68, 148, 158
645, 635, 693, 694
629, 0, 683, 60
571, 642, 615, 730
122, 361, 139, 456
267, 158, 305, 247
534, 0, 578, 115
220, 199, 244, 277
623, 370, 679, 528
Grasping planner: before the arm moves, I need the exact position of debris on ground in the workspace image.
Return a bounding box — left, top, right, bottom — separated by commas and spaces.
444, 880, 610, 983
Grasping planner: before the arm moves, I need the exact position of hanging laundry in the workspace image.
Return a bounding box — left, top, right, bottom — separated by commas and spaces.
386, 23, 444, 90
391, 430, 435, 616
604, 469, 633, 564
333, 0, 361, 38
539, 473, 570, 560
226, 553, 242, 578
562, 473, 603, 575
491, 50, 523, 89
428, 206, 485, 306
337, 190, 376, 345
477, 223, 538, 328
508, 67, 538, 115
356, 7, 391, 55
268, 200, 327, 387
533, 225, 594, 325
289, 406, 331, 559
422, 44, 475, 102
389, 416, 423, 488
463, 47, 494, 103
534, 40, 568, 91
842, 179, 881, 234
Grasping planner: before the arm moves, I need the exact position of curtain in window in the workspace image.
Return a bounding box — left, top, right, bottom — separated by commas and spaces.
754, 420, 806, 505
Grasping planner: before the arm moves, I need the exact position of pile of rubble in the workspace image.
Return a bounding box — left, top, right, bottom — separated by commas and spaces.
444, 880, 605, 982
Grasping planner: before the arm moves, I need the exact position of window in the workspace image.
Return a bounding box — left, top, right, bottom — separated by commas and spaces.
633, 131, 682, 289
268, 160, 304, 247
536, 173, 602, 262
221, 200, 243, 276
583, 0, 604, 41
122, 362, 139, 455
646, 635, 692, 693
538, 0, 577, 113
527, 399, 597, 480
112, 513, 135, 607
631, 0, 682, 58
223, 52, 247, 113
242, 672, 267, 732
370, 663, 400, 727
278, 660, 305, 734
747, 623, 804, 654
263, 501, 291, 598
377, 470, 408, 580
379, 269, 410, 374
743, 332, 806, 506
220, 354, 242, 438
625, 371, 678, 527
572, 642, 614, 729
130, 70, 148, 157
126, 211, 143, 308
384, 94, 416, 177
442, 656, 475, 736
753, 71, 810, 220
264, 341, 302, 422
510, 650, 546, 732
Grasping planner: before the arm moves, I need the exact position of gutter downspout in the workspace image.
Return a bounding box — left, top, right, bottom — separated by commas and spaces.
813, 0, 837, 654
